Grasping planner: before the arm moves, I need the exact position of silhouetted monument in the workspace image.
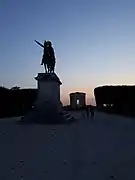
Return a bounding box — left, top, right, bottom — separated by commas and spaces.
22, 40, 64, 123
35, 40, 56, 73
69, 92, 86, 109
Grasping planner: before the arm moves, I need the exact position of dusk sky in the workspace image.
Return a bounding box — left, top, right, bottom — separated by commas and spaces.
0, 0, 135, 105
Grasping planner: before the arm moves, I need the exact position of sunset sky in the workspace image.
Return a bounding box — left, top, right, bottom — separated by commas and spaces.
0, 0, 135, 105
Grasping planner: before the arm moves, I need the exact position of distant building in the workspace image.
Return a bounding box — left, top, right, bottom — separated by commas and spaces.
69, 92, 86, 109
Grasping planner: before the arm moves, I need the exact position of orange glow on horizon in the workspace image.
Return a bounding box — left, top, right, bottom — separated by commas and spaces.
60, 86, 96, 106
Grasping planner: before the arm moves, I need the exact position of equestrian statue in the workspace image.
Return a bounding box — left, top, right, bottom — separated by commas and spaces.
35, 40, 56, 73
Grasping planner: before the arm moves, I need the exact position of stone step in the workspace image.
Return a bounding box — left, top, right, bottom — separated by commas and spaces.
62, 112, 76, 122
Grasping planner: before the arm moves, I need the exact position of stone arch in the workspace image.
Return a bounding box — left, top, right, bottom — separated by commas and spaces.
69, 92, 86, 109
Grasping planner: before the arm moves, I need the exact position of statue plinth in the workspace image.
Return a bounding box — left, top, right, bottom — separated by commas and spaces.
21, 73, 63, 124
35, 73, 62, 110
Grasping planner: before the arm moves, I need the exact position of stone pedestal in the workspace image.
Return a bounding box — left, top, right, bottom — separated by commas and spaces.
35, 73, 62, 112
21, 73, 63, 124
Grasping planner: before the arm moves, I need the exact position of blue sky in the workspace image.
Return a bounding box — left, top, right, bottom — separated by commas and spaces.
0, 0, 135, 105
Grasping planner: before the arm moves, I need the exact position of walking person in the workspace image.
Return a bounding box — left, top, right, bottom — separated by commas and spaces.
90, 105, 94, 120
85, 106, 90, 120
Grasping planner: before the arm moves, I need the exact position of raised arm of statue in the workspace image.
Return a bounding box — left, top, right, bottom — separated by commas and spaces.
34, 40, 44, 48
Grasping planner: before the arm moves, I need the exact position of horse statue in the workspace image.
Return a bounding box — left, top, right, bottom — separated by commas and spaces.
35, 40, 56, 73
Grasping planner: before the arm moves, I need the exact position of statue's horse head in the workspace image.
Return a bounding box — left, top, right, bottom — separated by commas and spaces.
44, 40, 47, 47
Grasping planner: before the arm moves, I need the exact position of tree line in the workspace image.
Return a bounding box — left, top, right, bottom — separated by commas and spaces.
2, 85, 134, 118
0, 86, 37, 118
94, 85, 135, 116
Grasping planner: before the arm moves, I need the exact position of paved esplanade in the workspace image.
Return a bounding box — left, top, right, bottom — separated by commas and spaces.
0, 111, 135, 180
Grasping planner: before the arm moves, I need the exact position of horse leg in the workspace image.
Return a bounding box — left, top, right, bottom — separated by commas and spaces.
47, 64, 50, 73
52, 62, 55, 73
44, 64, 46, 73
49, 66, 51, 73
46, 64, 48, 73
51, 65, 54, 73
44, 63, 47, 73
49, 64, 52, 73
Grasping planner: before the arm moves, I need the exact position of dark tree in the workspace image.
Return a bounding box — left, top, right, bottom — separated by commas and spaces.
0, 86, 38, 118
94, 85, 135, 116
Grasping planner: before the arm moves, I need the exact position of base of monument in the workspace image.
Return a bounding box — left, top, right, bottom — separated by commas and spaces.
20, 101, 62, 124
20, 110, 77, 125
20, 101, 77, 124
19, 72, 77, 124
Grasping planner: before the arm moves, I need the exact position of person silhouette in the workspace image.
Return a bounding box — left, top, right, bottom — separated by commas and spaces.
85, 106, 90, 119
90, 105, 94, 120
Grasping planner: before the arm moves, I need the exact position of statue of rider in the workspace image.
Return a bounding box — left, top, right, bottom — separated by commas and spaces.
44, 41, 56, 73
35, 40, 56, 73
